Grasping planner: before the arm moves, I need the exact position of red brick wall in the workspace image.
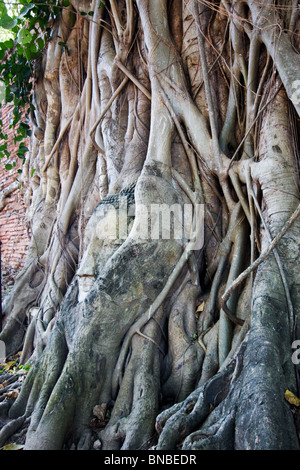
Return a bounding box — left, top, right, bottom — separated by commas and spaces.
0, 104, 30, 292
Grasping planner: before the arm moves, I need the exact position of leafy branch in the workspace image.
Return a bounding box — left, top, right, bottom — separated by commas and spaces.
0, 0, 72, 173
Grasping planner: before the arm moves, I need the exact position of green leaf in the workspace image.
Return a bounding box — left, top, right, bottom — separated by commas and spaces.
1, 39, 15, 50
19, 122, 30, 130
5, 163, 13, 170
19, 145, 29, 151
24, 47, 33, 61
37, 37, 44, 51
69, 11, 74, 27
30, 42, 37, 53
0, 15, 18, 30
0, 80, 5, 102
31, 168, 36, 177
18, 28, 33, 45
0, 3, 7, 16
19, 4, 35, 18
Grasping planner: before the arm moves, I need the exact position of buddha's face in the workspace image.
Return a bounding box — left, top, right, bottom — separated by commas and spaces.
77, 201, 134, 302
77, 275, 95, 303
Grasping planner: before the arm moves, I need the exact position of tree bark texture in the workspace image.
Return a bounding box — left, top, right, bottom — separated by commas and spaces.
1, 0, 300, 450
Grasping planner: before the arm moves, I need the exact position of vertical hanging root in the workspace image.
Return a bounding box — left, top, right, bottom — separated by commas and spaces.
220, 202, 300, 322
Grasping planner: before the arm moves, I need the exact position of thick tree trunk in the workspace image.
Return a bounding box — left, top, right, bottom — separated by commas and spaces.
1, 0, 300, 450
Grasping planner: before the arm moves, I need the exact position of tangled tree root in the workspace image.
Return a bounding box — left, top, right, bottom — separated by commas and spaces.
155, 343, 242, 450
1, 0, 300, 452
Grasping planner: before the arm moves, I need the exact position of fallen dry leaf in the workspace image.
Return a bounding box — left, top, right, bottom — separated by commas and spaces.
196, 301, 205, 313
3, 391, 19, 399
93, 403, 107, 421
3, 443, 24, 451
285, 389, 300, 407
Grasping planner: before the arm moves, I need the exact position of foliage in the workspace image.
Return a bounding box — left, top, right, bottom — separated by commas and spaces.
0, 1, 71, 171
0, 354, 31, 374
